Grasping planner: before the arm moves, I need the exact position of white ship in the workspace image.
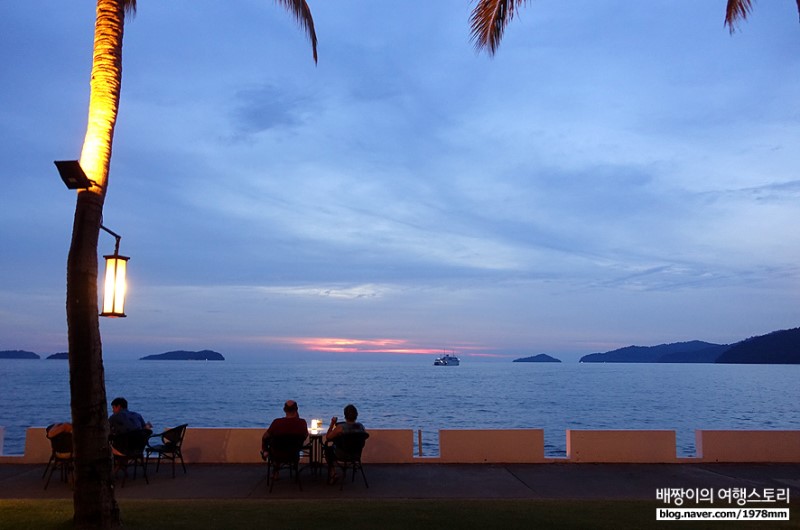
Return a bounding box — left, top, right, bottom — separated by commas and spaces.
433, 353, 460, 366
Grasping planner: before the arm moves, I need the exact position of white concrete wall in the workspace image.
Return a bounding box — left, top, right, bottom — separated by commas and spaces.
439, 429, 545, 463
566, 430, 677, 463
23, 427, 50, 464
696, 430, 800, 462
362, 429, 414, 463
182, 428, 263, 464
4, 426, 799, 464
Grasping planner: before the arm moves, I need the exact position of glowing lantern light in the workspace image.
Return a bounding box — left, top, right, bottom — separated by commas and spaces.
101, 250, 129, 318
310, 419, 321, 434
99, 224, 128, 318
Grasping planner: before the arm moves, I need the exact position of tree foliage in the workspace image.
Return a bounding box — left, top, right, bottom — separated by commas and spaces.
469, 0, 800, 54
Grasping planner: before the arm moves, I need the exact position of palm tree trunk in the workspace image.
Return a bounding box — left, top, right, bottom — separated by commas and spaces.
68, 192, 119, 529
67, 1, 126, 527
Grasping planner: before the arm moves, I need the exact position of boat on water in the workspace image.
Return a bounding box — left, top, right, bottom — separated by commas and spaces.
433, 353, 460, 366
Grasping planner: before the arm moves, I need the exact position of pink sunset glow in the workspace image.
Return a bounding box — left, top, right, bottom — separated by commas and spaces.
283, 337, 490, 356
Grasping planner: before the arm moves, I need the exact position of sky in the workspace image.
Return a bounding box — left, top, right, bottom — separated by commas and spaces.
1, 1, 799, 363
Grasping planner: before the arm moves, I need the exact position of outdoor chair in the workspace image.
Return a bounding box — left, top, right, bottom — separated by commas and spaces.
146, 424, 188, 478
43, 426, 73, 490
325, 431, 369, 490
261, 433, 307, 493
110, 428, 151, 486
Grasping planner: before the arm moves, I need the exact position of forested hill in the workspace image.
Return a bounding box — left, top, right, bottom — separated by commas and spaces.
579, 341, 727, 363
716, 328, 800, 364
513, 354, 561, 363
140, 350, 225, 361
0, 350, 40, 359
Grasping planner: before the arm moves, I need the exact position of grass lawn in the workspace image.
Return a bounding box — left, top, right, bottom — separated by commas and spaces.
1, 499, 796, 529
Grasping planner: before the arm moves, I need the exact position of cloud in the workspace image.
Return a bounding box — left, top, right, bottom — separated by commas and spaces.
231, 84, 312, 136
256, 284, 393, 300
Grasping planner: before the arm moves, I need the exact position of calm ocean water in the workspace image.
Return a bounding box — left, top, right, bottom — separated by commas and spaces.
1, 359, 798, 457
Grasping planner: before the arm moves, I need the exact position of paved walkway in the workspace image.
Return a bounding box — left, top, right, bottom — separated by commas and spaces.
1, 462, 798, 501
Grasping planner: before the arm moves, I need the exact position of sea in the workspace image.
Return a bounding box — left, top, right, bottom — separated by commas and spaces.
1, 358, 798, 458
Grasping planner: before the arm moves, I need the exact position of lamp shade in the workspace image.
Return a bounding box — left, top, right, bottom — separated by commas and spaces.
100, 253, 129, 317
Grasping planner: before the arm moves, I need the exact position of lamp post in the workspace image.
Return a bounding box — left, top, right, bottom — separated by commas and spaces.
56, 160, 129, 317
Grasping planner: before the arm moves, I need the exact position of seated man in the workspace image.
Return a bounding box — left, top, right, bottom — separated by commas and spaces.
261, 399, 308, 458
109, 397, 150, 437
109, 397, 151, 457
324, 403, 367, 484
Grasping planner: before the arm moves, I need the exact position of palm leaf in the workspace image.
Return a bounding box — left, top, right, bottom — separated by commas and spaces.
724, 0, 753, 32
275, 0, 318, 63
725, 0, 800, 33
120, 0, 136, 17
470, 0, 529, 55
472, 1, 798, 53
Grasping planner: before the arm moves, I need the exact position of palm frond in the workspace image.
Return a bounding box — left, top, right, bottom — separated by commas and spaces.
724, 0, 753, 33
470, 0, 529, 55
275, 0, 318, 63
725, 0, 800, 33
123, 0, 137, 17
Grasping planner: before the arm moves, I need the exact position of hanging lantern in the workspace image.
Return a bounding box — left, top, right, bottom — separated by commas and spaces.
99, 225, 128, 318
101, 252, 129, 317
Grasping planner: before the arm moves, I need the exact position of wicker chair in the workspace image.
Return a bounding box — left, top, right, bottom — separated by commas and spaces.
325, 431, 369, 490
261, 433, 307, 493
110, 428, 152, 486
146, 424, 188, 478
43, 426, 74, 490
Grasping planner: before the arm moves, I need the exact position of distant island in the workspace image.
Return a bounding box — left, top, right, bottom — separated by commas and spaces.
47, 352, 69, 360
0, 350, 40, 360
513, 354, 561, 363
716, 328, 800, 364
579, 341, 727, 364
576, 327, 800, 364
140, 350, 225, 361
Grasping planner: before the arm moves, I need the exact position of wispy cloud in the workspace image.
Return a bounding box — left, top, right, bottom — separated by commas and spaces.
255, 284, 393, 300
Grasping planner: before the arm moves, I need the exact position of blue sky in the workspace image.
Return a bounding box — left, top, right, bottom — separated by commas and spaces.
1, 1, 799, 362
